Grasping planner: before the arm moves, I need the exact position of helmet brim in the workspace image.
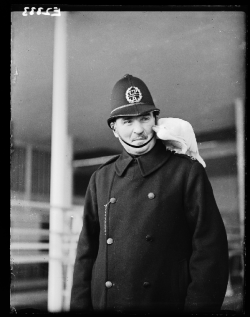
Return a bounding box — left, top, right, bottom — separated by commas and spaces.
107, 104, 160, 127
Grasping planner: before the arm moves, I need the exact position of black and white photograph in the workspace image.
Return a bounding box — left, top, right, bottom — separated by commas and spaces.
10, 6, 245, 314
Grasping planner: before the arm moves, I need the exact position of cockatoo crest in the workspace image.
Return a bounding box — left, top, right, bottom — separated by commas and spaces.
152, 117, 206, 168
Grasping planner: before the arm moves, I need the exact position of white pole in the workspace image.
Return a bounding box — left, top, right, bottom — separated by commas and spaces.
48, 11, 69, 312
235, 98, 245, 241
63, 135, 74, 311
24, 144, 32, 201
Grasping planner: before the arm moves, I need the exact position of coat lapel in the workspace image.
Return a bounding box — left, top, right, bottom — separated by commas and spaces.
115, 140, 172, 177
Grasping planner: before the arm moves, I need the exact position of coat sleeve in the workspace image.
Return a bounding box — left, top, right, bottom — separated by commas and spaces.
184, 161, 229, 313
70, 172, 100, 312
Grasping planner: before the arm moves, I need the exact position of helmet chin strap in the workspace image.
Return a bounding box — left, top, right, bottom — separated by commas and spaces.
119, 132, 156, 148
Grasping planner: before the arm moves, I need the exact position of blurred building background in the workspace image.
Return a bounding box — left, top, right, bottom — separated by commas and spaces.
10, 8, 245, 313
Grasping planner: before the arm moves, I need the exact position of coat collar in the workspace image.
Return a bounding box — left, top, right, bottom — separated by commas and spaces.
115, 140, 171, 177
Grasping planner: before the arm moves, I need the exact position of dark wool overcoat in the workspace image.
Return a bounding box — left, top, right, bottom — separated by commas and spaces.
70, 140, 229, 314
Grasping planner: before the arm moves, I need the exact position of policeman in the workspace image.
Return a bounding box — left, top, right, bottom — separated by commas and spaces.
70, 74, 229, 314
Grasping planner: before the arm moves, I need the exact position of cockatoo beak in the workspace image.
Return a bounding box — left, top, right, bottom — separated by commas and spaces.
152, 125, 159, 133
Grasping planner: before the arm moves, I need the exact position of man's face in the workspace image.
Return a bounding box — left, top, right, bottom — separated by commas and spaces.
112, 112, 157, 155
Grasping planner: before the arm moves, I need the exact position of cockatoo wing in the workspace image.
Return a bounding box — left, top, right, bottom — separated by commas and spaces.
195, 154, 206, 168
180, 120, 206, 167
153, 117, 206, 168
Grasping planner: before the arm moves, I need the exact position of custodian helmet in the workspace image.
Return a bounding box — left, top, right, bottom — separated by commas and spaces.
107, 74, 160, 127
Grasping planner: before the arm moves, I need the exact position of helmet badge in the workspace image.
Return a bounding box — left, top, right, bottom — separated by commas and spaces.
125, 86, 142, 103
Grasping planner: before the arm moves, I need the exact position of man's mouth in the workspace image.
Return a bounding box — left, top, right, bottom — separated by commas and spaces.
120, 133, 155, 148
132, 137, 147, 142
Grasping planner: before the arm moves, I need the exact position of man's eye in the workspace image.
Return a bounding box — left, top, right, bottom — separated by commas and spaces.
141, 116, 150, 121
123, 119, 132, 124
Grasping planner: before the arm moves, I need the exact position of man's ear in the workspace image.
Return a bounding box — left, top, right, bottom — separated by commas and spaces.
110, 122, 119, 138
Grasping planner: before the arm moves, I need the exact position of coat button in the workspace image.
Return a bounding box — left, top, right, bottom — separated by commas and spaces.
107, 238, 113, 245
105, 281, 113, 288
143, 282, 150, 288
146, 235, 153, 242
110, 197, 116, 204
148, 193, 155, 199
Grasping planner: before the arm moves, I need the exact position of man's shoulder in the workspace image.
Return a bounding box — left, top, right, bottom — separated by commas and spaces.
173, 152, 198, 163
97, 154, 120, 171
167, 150, 200, 167
89, 155, 120, 184
168, 151, 207, 178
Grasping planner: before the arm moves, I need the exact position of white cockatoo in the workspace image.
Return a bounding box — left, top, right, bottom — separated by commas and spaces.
152, 117, 206, 168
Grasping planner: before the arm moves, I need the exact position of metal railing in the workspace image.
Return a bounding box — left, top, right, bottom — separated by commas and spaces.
10, 199, 83, 311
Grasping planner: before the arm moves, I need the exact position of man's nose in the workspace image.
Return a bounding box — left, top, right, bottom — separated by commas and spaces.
133, 121, 144, 134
